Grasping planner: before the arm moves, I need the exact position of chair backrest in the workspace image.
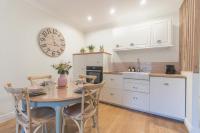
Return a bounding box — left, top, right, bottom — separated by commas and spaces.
79, 74, 97, 84
4, 83, 31, 130
27, 74, 52, 86
79, 81, 105, 118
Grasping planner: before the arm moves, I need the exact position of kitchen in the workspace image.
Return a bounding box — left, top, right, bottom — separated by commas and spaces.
0, 0, 199, 133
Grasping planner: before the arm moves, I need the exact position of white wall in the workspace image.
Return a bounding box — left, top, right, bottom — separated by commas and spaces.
0, 0, 85, 119
85, 13, 179, 63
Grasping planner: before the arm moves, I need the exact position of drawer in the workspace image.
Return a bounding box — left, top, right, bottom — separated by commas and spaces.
122, 91, 149, 112
101, 87, 122, 105
124, 79, 149, 93
104, 74, 123, 89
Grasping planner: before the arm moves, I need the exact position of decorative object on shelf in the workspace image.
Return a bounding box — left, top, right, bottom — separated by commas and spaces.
99, 45, 104, 52
38, 27, 65, 57
87, 44, 95, 52
80, 48, 85, 54
52, 62, 72, 87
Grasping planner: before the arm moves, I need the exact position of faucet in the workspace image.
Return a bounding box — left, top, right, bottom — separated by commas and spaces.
136, 58, 141, 72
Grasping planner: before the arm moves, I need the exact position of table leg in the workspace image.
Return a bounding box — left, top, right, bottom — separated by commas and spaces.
55, 107, 62, 133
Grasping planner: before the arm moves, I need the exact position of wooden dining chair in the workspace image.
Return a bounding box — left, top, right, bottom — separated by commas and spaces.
79, 74, 97, 84
4, 83, 55, 133
62, 81, 105, 133
27, 74, 53, 86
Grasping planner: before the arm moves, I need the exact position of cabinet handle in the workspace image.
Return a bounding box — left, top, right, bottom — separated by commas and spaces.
110, 93, 114, 96
133, 97, 138, 100
132, 86, 138, 89
157, 40, 162, 43
163, 83, 169, 86
110, 79, 114, 81
130, 43, 135, 46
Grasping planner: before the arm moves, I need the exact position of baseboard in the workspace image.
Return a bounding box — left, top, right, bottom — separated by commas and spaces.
185, 118, 192, 132
0, 111, 15, 123
184, 118, 200, 133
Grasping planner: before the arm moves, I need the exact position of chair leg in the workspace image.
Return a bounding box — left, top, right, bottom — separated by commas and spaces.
96, 112, 100, 133
92, 116, 96, 128
62, 119, 65, 133
73, 120, 84, 133
33, 125, 42, 133
80, 120, 84, 133
44, 124, 48, 133
16, 122, 21, 133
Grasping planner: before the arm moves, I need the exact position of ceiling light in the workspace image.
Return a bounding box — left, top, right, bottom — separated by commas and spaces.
140, 0, 146, 5
110, 8, 116, 15
87, 16, 93, 22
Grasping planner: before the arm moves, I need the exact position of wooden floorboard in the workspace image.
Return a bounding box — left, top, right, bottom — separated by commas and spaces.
0, 103, 188, 133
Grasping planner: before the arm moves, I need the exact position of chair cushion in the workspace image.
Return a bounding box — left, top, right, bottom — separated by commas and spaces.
63, 103, 94, 118
31, 107, 55, 123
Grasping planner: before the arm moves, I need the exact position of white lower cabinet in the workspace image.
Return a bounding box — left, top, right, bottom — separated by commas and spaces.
101, 74, 122, 105
101, 74, 186, 121
150, 77, 185, 120
102, 87, 122, 105
122, 91, 149, 112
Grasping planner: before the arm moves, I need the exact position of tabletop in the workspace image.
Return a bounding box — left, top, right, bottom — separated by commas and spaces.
30, 83, 82, 102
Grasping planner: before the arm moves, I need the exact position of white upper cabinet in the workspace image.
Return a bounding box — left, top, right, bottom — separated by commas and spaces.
113, 17, 173, 51
151, 18, 172, 47
73, 55, 86, 80
85, 54, 103, 66
113, 25, 151, 49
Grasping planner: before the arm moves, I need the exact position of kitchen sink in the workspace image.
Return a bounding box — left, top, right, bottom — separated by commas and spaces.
122, 72, 150, 80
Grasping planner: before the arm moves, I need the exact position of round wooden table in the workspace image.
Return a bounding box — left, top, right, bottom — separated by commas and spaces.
30, 83, 82, 133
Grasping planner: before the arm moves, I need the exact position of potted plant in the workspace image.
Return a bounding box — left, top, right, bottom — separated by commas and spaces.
87, 45, 95, 53
80, 48, 85, 54
99, 45, 104, 52
52, 62, 72, 87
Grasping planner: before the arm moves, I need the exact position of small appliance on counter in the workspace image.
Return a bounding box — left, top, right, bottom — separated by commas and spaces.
165, 65, 176, 74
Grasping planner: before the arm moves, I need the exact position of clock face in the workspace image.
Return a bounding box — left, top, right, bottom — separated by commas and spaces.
39, 28, 65, 57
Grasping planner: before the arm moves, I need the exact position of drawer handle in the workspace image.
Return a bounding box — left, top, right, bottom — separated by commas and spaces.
163, 83, 169, 86
133, 97, 138, 100
132, 86, 138, 89
157, 40, 162, 43
110, 79, 114, 81
110, 93, 114, 96
130, 43, 135, 46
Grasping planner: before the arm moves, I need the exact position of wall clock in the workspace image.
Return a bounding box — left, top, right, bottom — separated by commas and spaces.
38, 27, 65, 57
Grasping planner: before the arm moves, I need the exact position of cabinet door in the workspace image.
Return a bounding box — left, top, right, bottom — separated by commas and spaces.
124, 79, 150, 93
86, 54, 103, 66
113, 25, 150, 48
151, 19, 172, 46
103, 74, 123, 89
101, 87, 122, 105
122, 91, 149, 112
73, 55, 86, 80
125, 25, 151, 48
150, 77, 185, 120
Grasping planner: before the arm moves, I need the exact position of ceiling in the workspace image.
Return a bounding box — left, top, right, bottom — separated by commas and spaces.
25, 0, 183, 33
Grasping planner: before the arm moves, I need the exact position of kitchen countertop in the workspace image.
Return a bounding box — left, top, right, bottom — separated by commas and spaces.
103, 71, 123, 75
103, 72, 186, 78
149, 73, 186, 78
